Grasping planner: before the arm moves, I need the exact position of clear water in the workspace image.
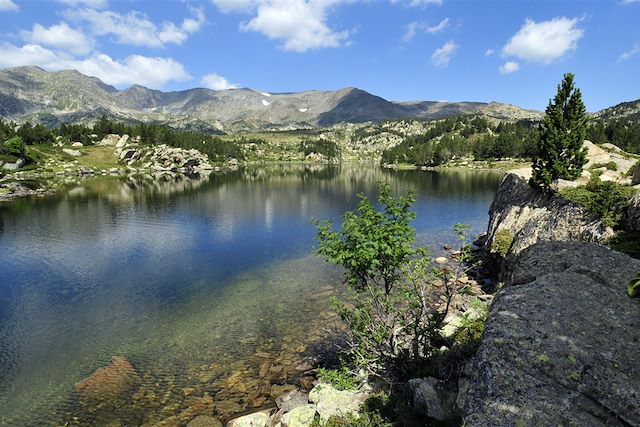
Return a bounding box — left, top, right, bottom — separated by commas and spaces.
0, 164, 502, 426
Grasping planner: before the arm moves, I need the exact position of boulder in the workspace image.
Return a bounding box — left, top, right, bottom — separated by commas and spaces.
187, 415, 222, 427
63, 148, 82, 157
275, 389, 308, 412
2, 158, 25, 170
625, 191, 640, 231
408, 378, 446, 421
583, 140, 611, 169
98, 134, 121, 146
308, 383, 367, 422
71, 142, 84, 147
116, 134, 130, 148
462, 241, 640, 426
486, 173, 613, 256
75, 356, 140, 411
280, 404, 316, 427
226, 409, 273, 427
634, 162, 640, 185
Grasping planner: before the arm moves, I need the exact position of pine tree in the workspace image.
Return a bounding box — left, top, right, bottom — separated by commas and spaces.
530, 73, 588, 189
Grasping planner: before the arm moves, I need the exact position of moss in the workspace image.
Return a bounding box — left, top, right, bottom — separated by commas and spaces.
492, 229, 514, 257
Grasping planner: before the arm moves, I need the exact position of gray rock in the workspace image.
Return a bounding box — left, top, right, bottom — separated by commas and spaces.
2, 157, 25, 170
634, 161, 640, 185
280, 404, 316, 427
408, 378, 446, 421
226, 409, 273, 427
71, 142, 83, 147
186, 415, 222, 427
308, 383, 367, 422
486, 173, 613, 256
275, 389, 308, 412
626, 192, 640, 231
463, 241, 640, 427
62, 148, 82, 157
98, 134, 121, 146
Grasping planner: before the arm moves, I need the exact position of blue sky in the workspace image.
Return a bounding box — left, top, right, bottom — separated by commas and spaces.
0, 0, 638, 111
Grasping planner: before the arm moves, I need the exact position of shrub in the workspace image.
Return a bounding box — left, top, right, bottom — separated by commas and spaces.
314, 182, 470, 381
606, 161, 618, 171
316, 367, 358, 391
628, 272, 640, 298
491, 229, 514, 257
4, 136, 25, 157
560, 175, 636, 228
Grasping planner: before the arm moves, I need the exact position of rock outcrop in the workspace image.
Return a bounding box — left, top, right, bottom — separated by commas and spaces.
486, 172, 613, 256
461, 241, 640, 426
114, 140, 213, 174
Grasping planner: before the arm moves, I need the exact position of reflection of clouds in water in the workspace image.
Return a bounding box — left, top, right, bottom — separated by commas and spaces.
212, 207, 236, 242
264, 196, 273, 232
300, 193, 308, 219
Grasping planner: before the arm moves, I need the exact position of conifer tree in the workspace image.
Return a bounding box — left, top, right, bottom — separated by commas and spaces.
530, 73, 588, 189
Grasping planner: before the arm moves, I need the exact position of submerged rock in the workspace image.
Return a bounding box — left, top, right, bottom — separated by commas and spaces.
462, 241, 640, 426
186, 415, 222, 427
75, 356, 140, 411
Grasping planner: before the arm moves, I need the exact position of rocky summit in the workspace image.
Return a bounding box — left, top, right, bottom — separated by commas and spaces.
461, 241, 640, 426
0, 66, 543, 132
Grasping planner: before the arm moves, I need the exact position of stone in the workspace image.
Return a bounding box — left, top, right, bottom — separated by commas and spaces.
2, 158, 25, 170
625, 191, 640, 231
408, 378, 446, 421
601, 142, 624, 153
116, 134, 130, 148
71, 142, 84, 147
75, 356, 139, 411
486, 173, 613, 256
98, 134, 121, 146
583, 140, 611, 169
280, 404, 316, 427
550, 178, 578, 191
271, 384, 296, 398
308, 383, 367, 422
226, 409, 273, 427
634, 162, 640, 185
434, 256, 448, 265
463, 241, 640, 427
186, 415, 222, 427
63, 148, 82, 157
275, 389, 308, 412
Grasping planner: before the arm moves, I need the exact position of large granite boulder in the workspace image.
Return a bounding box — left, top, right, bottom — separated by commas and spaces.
486, 173, 613, 256
462, 241, 640, 426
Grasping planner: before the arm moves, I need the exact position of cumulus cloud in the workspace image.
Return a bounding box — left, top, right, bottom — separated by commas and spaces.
21, 22, 92, 55
56, 0, 108, 8
0, 0, 18, 11
239, 0, 350, 52
426, 18, 449, 34
210, 0, 351, 52
485, 48, 495, 56
431, 40, 457, 67
619, 43, 640, 60
0, 43, 190, 89
201, 73, 239, 90
64, 7, 205, 48
499, 61, 520, 74
502, 17, 584, 64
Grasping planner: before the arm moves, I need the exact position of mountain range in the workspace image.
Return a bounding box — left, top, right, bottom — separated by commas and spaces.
1, 66, 633, 133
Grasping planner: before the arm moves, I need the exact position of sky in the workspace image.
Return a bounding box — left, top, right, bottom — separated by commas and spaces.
0, 0, 638, 111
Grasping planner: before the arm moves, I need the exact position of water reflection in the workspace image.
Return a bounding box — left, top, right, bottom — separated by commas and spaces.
0, 163, 502, 425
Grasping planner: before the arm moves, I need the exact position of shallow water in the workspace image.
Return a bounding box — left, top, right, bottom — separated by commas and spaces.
0, 163, 502, 426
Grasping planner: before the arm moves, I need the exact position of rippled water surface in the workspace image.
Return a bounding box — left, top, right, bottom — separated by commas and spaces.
0, 164, 502, 426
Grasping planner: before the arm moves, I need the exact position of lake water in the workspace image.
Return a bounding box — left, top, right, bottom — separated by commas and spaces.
0, 164, 502, 426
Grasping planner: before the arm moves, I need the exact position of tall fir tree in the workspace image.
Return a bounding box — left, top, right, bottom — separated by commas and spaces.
530, 73, 588, 189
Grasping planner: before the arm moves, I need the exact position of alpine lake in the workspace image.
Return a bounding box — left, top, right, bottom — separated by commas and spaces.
0, 163, 502, 426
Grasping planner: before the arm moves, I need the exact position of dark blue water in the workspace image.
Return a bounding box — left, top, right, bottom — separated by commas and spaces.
0, 164, 501, 426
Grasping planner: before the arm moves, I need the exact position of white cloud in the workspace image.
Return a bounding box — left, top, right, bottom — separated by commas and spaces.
619, 43, 640, 60
431, 40, 457, 67
56, 0, 108, 8
238, 0, 350, 52
485, 48, 495, 56
0, 0, 18, 11
64, 7, 205, 48
499, 61, 520, 74
402, 21, 419, 43
502, 17, 584, 64
426, 17, 449, 33
21, 22, 92, 55
201, 73, 238, 90
621, 0, 640, 3
0, 43, 190, 89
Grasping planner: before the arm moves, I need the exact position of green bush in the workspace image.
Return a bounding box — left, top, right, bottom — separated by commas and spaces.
606, 161, 618, 171
491, 229, 514, 257
560, 175, 636, 227
4, 136, 25, 157
628, 272, 640, 298
316, 367, 358, 391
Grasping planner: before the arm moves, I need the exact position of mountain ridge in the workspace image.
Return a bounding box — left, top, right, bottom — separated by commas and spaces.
3, 66, 632, 133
